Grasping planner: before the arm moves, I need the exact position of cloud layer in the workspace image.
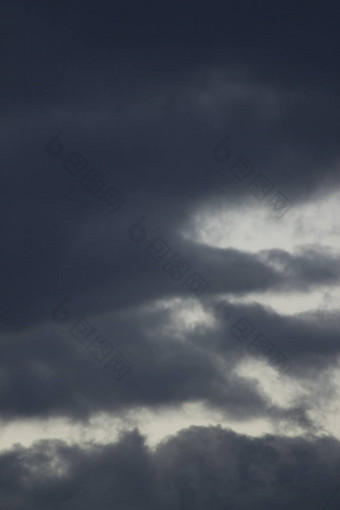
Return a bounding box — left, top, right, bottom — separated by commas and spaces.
2, 1, 340, 507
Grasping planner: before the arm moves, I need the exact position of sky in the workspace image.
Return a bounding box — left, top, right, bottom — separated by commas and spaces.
1, 1, 340, 508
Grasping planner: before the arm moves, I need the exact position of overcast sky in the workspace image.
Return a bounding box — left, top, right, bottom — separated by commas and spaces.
1, 1, 340, 508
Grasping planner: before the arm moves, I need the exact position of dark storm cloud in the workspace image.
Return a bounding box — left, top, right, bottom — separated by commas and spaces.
0, 290, 339, 429
0, 300, 273, 422
1, 0, 340, 339
2, 168, 340, 331
1, 0, 340, 484
260, 247, 340, 289
2, 0, 340, 198
0, 427, 340, 509
208, 298, 340, 374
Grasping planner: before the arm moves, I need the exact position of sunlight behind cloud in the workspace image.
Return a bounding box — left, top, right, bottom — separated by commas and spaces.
183, 188, 340, 254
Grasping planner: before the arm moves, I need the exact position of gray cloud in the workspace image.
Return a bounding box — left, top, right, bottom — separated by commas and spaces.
0, 292, 338, 429
2, 2, 340, 505
0, 427, 340, 509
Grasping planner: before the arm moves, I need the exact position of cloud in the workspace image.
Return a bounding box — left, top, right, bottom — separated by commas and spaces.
0, 291, 339, 433
0, 426, 340, 509
2, 3, 340, 504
